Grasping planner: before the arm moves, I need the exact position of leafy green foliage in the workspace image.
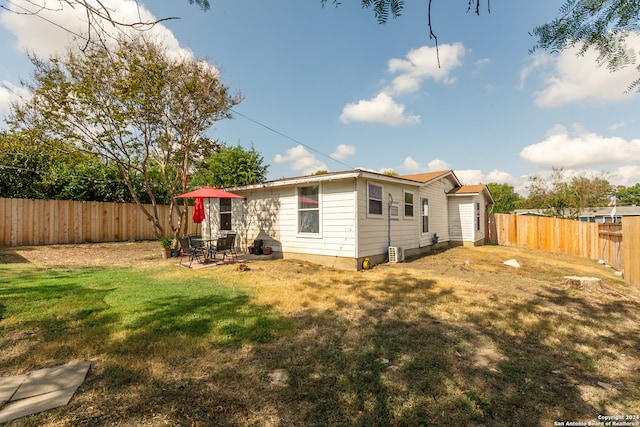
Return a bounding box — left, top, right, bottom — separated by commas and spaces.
190, 144, 268, 188
615, 183, 640, 205
1, 127, 170, 203
487, 183, 522, 214
532, 0, 640, 92
520, 168, 612, 218
9, 36, 241, 237
186, 0, 210, 10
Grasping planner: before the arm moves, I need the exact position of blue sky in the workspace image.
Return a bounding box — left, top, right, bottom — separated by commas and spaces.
1, 0, 640, 194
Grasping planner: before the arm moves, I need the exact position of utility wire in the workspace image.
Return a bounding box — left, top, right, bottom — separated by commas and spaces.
230, 108, 355, 171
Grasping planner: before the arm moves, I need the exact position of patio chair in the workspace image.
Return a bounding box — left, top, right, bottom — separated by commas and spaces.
212, 233, 237, 263
224, 233, 238, 262
178, 236, 207, 267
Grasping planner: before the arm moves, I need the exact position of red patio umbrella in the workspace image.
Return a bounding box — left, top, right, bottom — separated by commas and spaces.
174, 186, 245, 200
175, 186, 244, 237
192, 197, 205, 223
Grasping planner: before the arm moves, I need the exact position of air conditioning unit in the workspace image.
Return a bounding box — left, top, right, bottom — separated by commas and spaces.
388, 246, 404, 263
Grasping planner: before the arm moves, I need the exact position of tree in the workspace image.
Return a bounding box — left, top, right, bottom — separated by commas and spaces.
521, 168, 612, 219
0, 130, 61, 199
532, 0, 640, 92
322, 0, 487, 65
615, 183, 640, 205
0, 0, 211, 36
9, 35, 241, 238
0, 129, 171, 202
190, 144, 268, 188
324, 1, 640, 89
487, 183, 521, 214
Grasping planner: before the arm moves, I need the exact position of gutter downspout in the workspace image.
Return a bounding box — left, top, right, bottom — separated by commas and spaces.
388, 193, 393, 248
354, 177, 359, 268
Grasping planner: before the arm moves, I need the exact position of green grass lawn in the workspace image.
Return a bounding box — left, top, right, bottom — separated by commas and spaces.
1, 244, 639, 426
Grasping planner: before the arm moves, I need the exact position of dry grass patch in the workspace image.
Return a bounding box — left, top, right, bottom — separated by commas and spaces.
1, 243, 638, 426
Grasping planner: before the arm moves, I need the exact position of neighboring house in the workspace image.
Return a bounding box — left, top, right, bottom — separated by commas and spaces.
514, 206, 640, 223
577, 206, 640, 223
202, 169, 494, 270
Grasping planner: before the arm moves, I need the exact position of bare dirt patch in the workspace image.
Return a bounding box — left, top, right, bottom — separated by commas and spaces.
1, 241, 166, 268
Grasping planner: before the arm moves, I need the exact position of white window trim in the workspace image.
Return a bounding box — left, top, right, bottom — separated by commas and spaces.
403, 190, 415, 219
421, 197, 429, 234
367, 182, 384, 218
297, 184, 322, 237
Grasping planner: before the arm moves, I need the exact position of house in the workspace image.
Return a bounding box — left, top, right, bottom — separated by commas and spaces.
202, 169, 494, 270
577, 206, 640, 223
514, 206, 640, 223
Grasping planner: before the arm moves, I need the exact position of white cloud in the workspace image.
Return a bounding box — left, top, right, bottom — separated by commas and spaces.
402, 156, 422, 172
608, 122, 626, 131
485, 169, 514, 184
455, 168, 518, 188
398, 157, 452, 174
387, 43, 465, 94
330, 144, 356, 161
274, 145, 327, 175
520, 124, 640, 168
454, 169, 484, 185
398, 156, 523, 191
0, 0, 188, 58
610, 164, 640, 187
0, 80, 29, 116
427, 159, 451, 171
340, 43, 464, 126
340, 93, 420, 126
522, 32, 640, 108
0, 0, 196, 114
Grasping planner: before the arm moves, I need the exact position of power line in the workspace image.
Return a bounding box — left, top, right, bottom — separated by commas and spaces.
230, 108, 355, 171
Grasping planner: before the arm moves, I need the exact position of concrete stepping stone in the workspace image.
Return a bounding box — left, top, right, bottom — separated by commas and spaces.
0, 375, 28, 406
0, 361, 90, 423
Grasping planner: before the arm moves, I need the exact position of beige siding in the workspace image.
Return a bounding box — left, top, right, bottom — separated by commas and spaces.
233, 180, 358, 257
448, 194, 486, 243
418, 180, 455, 246
448, 198, 473, 241
232, 188, 283, 250
281, 180, 357, 257
356, 180, 425, 256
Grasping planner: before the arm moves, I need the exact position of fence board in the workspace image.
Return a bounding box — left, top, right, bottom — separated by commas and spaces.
492, 214, 634, 285
623, 217, 640, 286
0, 198, 199, 247
599, 223, 623, 271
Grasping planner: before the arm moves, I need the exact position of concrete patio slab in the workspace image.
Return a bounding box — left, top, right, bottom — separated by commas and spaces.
0, 361, 90, 423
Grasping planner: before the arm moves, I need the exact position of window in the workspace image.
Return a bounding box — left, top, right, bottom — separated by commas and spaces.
368, 183, 383, 216
404, 191, 414, 217
421, 198, 429, 233
220, 198, 232, 230
298, 185, 319, 234
476, 202, 481, 231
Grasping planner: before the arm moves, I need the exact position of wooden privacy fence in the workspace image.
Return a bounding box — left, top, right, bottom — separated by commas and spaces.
623, 216, 640, 287
0, 198, 198, 247
488, 213, 639, 286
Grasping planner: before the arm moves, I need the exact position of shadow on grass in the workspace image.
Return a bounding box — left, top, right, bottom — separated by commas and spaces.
236, 272, 639, 426
2, 264, 639, 426
0, 247, 31, 264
